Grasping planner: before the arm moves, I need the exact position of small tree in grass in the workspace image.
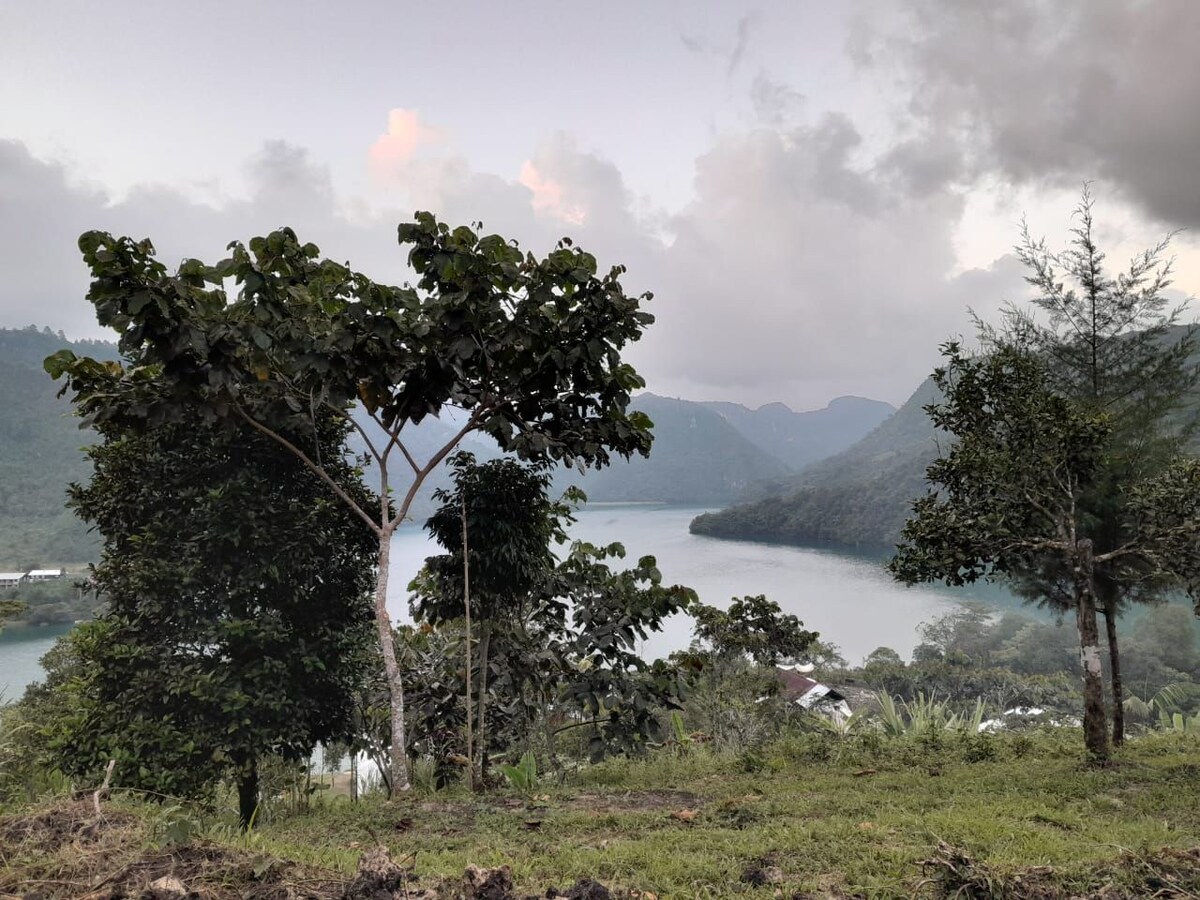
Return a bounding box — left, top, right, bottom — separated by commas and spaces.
410, 454, 698, 769
412, 452, 569, 784
48, 215, 654, 792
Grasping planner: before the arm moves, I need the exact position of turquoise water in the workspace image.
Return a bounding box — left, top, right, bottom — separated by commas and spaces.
0, 623, 74, 699
2, 504, 1015, 697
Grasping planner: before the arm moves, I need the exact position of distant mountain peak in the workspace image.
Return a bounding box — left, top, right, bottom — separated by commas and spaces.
827, 395, 895, 410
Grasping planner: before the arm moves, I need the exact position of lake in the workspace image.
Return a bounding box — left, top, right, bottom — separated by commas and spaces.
1, 504, 1014, 697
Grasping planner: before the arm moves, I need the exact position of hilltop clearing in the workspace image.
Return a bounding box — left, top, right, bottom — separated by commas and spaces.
4, 733, 1199, 898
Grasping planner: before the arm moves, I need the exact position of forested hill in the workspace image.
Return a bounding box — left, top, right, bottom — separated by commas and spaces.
691, 326, 1200, 549
0, 327, 119, 567
556, 394, 792, 504
699, 395, 895, 470
689, 377, 941, 548
357, 392, 892, 513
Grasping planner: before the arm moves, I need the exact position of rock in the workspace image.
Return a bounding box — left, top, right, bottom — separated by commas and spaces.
139, 876, 189, 899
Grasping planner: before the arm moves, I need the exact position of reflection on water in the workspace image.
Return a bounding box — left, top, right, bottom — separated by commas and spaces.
3, 504, 1023, 697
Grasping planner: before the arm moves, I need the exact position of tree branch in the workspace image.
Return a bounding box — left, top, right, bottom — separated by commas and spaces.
232, 403, 382, 535
393, 404, 494, 526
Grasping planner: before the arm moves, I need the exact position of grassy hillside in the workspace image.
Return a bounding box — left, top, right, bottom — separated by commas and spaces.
4, 732, 1199, 898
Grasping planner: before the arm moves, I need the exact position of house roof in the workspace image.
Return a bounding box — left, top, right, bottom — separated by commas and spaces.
777, 668, 820, 699
27, 569, 65, 578
0, 572, 24, 581
776, 667, 848, 705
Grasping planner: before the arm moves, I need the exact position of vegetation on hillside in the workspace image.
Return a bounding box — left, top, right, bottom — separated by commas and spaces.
690, 377, 940, 547
699, 394, 895, 471
559, 394, 792, 503
0, 327, 118, 570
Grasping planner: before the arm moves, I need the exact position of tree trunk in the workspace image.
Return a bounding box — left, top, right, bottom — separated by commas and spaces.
374, 531, 411, 793
462, 495, 474, 791
1102, 590, 1125, 746
476, 622, 492, 785
1073, 539, 1109, 762
237, 761, 259, 831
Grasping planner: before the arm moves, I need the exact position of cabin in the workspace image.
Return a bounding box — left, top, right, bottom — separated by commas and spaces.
25, 568, 66, 582
0, 572, 24, 589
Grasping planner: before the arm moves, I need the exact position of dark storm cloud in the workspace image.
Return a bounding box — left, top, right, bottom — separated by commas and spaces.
855, 0, 1200, 226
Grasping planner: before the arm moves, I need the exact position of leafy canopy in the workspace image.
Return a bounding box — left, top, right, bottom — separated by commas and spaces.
47, 376, 377, 811
48, 216, 655, 493
889, 342, 1110, 587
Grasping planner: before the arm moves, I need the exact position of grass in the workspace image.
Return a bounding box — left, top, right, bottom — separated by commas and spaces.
3, 729, 1200, 898
262, 730, 1200, 897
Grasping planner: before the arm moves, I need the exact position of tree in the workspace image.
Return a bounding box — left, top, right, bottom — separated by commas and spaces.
411, 452, 569, 783
690, 595, 818, 667
56, 370, 376, 827
890, 342, 1115, 758
981, 187, 1200, 743
0, 600, 22, 634
48, 215, 654, 791
890, 342, 1200, 761
539, 541, 696, 760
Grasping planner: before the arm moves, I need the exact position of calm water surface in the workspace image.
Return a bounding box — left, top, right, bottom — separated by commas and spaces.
2, 504, 1017, 697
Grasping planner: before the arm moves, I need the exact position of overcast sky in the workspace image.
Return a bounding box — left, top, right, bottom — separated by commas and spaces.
3, 0, 1199, 409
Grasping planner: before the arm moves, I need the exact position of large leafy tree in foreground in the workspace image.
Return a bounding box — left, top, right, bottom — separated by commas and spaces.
49, 215, 654, 791
52, 367, 376, 826
981, 188, 1200, 743
889, 343, 1200, 761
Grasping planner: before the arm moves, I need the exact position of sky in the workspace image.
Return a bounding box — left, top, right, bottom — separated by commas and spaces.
3, 0, 1200, 410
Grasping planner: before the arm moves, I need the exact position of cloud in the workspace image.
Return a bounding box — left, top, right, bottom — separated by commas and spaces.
727, 12, 759, 78
368, 108, 444, 182
641, 115, 1029, 405
519, 160, 585, 225
679, 11, 761, 80
0, 118, 1025, 409
0, 139, 407, 340
750, 73, 805, 127
854, 0, 1200, 227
